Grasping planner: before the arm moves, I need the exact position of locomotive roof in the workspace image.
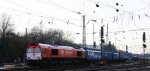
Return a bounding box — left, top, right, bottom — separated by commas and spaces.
82, 47, 101, 51
38, 43, 76, 50
57, 46, 76, 50
76, 48, 85, 51
38, 43, 54, 48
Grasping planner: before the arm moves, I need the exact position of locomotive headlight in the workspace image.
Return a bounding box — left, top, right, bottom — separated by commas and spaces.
37, 57, 41, 60
27, 57, 31, 60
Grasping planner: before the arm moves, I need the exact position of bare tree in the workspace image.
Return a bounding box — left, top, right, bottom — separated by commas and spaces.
29, 26, 80, 48
0, 13, 14, 61
30, 26, 41, 43
45, 29, 64, 45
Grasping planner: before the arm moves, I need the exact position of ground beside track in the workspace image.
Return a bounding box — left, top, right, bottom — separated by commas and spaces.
1, 60, 150, 71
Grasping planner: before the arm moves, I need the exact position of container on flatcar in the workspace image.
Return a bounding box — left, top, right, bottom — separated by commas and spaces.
83, 48, 101, 61
103, 52, 113, 61
112, 52, 119, 60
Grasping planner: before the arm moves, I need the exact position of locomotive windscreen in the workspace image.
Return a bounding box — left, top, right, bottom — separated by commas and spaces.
34, 48, 40, 53
27, 48, 33, 53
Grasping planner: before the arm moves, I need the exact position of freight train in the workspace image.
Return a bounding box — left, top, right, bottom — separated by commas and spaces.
26, 43, 128, 67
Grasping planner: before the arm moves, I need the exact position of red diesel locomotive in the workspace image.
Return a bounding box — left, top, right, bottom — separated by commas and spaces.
26, 43, 128, 67
26, 43, 85, 67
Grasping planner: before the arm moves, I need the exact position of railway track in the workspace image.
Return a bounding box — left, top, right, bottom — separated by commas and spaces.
21, 64, 150, 71
2, 61, 150, 71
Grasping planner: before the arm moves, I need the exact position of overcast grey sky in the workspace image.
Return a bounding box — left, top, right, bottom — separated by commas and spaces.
0, 0, 150, 54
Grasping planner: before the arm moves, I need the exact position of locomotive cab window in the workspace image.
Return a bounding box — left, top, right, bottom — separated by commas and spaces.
52, 49, 58, 55
34, 48, 40, 53
27, 48, 33, 53
77, 51, 82, 57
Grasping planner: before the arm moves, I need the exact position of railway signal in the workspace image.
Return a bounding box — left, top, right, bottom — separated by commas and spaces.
142, 32, 146, 65
93, 41, 96, 48
143, 32, 146, 42
101, 26, 104, 38
100, 26, 104, 60
143, 44, 146, 48
100, 26, 105, 43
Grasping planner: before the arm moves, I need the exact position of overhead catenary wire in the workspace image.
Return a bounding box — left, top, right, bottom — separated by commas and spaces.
36, 0, 82, 15
5, 0, 82, 27
88, 0, 147, 17
2, 6, 81, 26
4, 0, 150, 34
5, 0, 149, 26
85, 0, 150, 33
36, 0, 119, 24
87, 27, 150, 36
36, 0, 103, 21
36, 0, 115, 20
110, 27, 150, 34
37, 0, 134, 28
